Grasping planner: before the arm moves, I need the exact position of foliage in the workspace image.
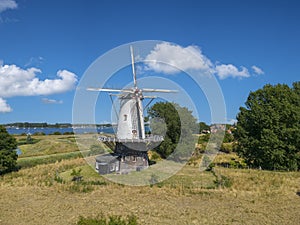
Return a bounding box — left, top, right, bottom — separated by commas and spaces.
234, 82, 300, 170
50, 131, 62, 135
71, 168, 83, 182
77, 213, 138, 225
210, 167, 233, 188
148, 102, 198, 160
0, 125, 18, 175
223, 132, 234, 143
199, 121, 210, 133
214, 175, 233, 188
198, 131, 233, 145
71, 168, 82, 177
220, 143, 233, 153
198, 134, 210, 144
63, 131, 75, 135
2, 122, 71, 128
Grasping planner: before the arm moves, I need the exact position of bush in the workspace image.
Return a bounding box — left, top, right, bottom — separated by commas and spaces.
77, 213, 138, 225
63, 131, 75, 135
214, 175, 233, 188
198, 134, 210, 144
220, 143, 233, 153
0, 125, 18, 175
149, 150, 161, 161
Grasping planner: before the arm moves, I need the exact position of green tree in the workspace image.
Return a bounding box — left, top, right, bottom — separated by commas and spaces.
199, 122, 210, 133
0, 125, 18, 175
148, 102, 197, 160
234, 82, 300, 170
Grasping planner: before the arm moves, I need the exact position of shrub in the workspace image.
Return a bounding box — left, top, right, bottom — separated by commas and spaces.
0, 125, 18, 175
77, 213, 138, 225
214, 175, 233, 188
220, 143, 233, 153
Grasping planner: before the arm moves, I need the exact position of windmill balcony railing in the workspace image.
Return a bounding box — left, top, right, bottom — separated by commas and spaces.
98, 135, 164, 143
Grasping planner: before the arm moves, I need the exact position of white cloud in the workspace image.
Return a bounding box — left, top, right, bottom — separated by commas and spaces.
0, 97, 12, 113
144, 42, 214, 74
143, 42, 261, 80
42, 98, 63, 104
0, 0, 17, 13
215, 64, 250, 79
252, 65, 264, 75
25, 56, 44, 67
0, 63, 77, 113
0, 64, 77, 98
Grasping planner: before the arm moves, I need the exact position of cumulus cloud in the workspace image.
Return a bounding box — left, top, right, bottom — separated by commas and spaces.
252, 65, 264, 75
144, 42, 214, 74
0, 0, 17, 13
0, 64, 77, 97
215, 64, 250, 79
42, 98, 63, 104
143, 42, 262, 80
0, 63, 77, 113
0, 97, 12, 113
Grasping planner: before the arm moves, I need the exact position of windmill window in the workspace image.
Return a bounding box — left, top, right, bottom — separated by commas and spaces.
124, 114, 127, 121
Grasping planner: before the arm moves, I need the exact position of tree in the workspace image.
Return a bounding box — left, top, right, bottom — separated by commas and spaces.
148, 102, 198, 160
0, 125, 18, 175
199, 122, 210, 133
234, 82, 300, 171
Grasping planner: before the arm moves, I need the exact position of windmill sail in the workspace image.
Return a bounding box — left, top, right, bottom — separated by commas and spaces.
130, 45, 137, 88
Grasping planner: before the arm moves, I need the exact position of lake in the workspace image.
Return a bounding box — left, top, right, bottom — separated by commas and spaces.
6, 125, 150, 135
6, 126, 115, 135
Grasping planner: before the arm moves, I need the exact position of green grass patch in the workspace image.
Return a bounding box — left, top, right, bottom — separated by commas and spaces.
17, 151, 83, 168
59, 164, 107, 184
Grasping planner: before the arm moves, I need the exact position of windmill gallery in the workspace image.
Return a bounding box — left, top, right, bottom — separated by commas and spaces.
87, 46, 176, 174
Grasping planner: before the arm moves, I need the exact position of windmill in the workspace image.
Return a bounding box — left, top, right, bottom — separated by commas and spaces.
88, 46, 176, 174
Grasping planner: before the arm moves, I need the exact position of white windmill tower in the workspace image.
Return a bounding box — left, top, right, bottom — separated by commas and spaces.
88, 46, 176, 174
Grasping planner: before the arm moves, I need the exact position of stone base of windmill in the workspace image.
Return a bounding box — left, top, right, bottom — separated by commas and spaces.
95, 142, 149, 175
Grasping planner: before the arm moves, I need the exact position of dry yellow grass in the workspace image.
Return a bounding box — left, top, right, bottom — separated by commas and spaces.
1, 156, 300, 225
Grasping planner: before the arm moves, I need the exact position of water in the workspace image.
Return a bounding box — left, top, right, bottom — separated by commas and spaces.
6, 126, 115, 135
6, 126, 150, 135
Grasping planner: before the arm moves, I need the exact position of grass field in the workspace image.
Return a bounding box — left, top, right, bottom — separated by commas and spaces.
0, 135, 300, 224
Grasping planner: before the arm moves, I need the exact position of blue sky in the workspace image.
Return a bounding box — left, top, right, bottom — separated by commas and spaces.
0, 0, 299, 124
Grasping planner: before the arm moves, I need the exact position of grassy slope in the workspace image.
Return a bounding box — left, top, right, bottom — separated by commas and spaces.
15, 134, 109, 168
0, 135, 299, 224
16, 135, 79, 157
1, 157, 300, 225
